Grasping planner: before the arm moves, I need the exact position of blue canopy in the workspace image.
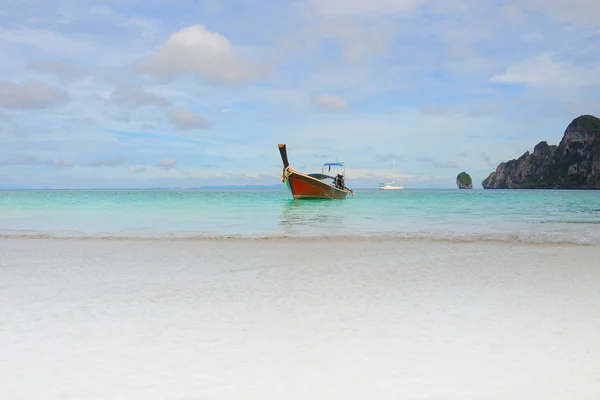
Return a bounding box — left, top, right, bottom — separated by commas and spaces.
323, 162, 344, 166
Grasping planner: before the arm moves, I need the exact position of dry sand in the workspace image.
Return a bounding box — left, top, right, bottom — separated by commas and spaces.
1, 237, 600, 399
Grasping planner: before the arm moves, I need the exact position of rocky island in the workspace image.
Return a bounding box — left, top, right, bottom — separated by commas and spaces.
482, 115, 600, 189
456, 172, 473, 189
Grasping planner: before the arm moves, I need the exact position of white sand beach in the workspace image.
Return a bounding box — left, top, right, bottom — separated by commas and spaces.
1, 237, 600, 399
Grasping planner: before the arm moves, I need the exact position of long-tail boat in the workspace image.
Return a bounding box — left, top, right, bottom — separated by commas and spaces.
278, 143, 354, 199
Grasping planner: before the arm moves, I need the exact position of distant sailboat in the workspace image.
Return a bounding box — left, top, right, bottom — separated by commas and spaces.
379, 157, 404, 190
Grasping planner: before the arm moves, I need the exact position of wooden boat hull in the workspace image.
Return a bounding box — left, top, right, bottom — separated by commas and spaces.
286, 171, 351, 199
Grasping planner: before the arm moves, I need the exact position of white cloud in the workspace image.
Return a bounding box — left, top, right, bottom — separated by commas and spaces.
50, 158, 75, 168
417, 157, 459, 169
56, 11, 80, 25
418, 101, 503, 118
167, 106, 211, 130
0, 156, 45, 166
0, 80, 69, 109
0, 156, 76, 168
65, 116, 96, 125
88, 4, 122, 22
88, 155, 126, 167
0, 28, 88, 55
307, 0, 425, 16
419, 105, 450, 116
155, 157, 177, 170
490, 52, 600, 88
499, 4, 526, 23
375, 153, 399, 163
522, 0, 600, 26
108, 83, 171, 108
27, 60, 85, 82
523, 32, 542, 42
121, 17, 160, 39
129, 166, 146, 174
280, 16, 397, 65
132, 24, 271, 84
109, 111, 132, 123
313, 94, 348, 111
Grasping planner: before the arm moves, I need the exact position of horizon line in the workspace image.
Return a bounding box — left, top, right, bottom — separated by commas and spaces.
0, 185, 464, 191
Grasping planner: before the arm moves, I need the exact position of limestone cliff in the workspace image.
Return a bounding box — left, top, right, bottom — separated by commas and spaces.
456, 172, 473, 189
482, 115, 600, 189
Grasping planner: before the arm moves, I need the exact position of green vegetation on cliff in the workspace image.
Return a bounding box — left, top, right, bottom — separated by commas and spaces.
457, 172, 472, 186
577, 114, 600, 135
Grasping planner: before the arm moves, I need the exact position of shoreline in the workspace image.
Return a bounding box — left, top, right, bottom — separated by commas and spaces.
2, 230, 600, 246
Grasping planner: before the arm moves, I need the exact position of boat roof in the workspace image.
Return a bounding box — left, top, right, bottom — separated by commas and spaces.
308, 173, 332, 180
323, 162, 344, 166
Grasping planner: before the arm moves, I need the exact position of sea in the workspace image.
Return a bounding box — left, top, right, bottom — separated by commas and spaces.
1, 188, 600, 244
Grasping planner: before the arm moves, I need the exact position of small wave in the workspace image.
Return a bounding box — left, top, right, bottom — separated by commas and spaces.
2, 230, 599, 246
540, 220, 600, 225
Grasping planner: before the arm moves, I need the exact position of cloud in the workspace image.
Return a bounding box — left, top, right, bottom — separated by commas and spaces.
433, 160, 459, 169
107, 111, 132, 122
312, 94, 348, 111
523, 32, 542, 42
87, 155, 126, 167
108, 83, 171, 108
490, 53, 600, 88
0, 156, 45, 166
0, 80, 70, 109
50, 159, 75, 168
65, 116, 96, 125
465, 102, 504, 117
167, 106, 211, 130
307, 0, 425, 16
155, 157, 177, 170
88, 4, 123, 22
132, 24, 271, 84
129, 166, 146, 174
522, 0, 600, 26
419, 105, 450, 116
0, 156, 75, 168
280, 15, 397, 65
481, 153, 499, 168
0, 28, 88, 55
375, 153, 398, 162
499, 4, 525, 23
27, 60, 85, 82
417, 157, 459, 169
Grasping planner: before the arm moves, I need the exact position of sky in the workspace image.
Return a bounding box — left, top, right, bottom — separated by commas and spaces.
0, 0, 599, 189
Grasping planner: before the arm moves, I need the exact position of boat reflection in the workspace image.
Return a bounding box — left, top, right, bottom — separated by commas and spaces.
278, 199, 345, 234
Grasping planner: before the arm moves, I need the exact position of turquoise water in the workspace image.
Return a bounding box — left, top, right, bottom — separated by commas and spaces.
1, 188, 600, 243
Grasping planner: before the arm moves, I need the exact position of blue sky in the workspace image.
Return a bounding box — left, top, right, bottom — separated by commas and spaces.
0, 0, 598, 189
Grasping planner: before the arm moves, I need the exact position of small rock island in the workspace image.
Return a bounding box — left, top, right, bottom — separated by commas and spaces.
456, 171, 473, 189
482, 115, 600, 189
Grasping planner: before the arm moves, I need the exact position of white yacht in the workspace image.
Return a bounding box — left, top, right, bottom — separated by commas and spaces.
379, 157, 404, 190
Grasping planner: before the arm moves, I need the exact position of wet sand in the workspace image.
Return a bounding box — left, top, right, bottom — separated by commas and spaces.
1, 237, 600, 399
